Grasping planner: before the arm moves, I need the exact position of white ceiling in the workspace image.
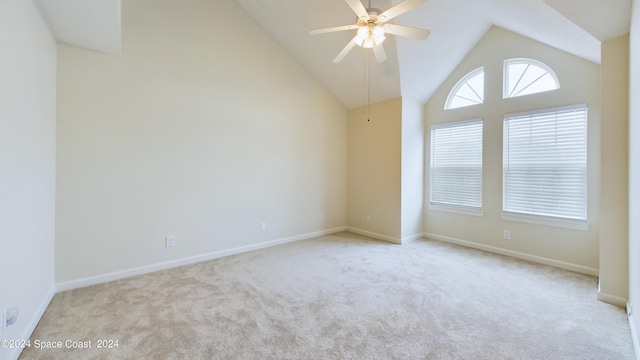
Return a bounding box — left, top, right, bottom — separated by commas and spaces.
235, 0, 631, 108
34, 0, 631, 109
34, 0, 121, 55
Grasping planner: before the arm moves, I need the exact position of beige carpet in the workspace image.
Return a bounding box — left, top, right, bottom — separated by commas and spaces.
21, 232, 634, 359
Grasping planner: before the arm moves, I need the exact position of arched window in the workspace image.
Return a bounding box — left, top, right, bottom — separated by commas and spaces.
445, 67, 484, 110
504, 58, 559, 99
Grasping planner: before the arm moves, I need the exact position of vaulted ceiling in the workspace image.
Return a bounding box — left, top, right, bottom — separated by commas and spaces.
35, 0, 631, 109
34, 0, 121, 56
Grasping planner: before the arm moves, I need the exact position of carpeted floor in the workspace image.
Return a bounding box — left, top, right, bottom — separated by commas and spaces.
21, 232, 635, 359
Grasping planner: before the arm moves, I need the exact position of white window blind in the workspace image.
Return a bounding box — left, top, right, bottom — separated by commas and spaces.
503, 104, 587, 221
430, 120, 483, 209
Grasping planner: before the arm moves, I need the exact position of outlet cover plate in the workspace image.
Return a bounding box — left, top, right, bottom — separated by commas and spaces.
5, 307, 18, 329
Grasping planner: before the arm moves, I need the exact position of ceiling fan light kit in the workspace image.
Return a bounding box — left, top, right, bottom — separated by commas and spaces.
355, 20, 386, 48
309, 0, 430, 63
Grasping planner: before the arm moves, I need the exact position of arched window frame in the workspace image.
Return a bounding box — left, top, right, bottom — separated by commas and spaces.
444, 67, 484, 110
503, 58, 560, 99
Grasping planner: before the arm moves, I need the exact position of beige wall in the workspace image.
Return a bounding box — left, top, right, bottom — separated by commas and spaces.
0, 0, 57, 358
348, 98, 402, 242
424, 26, 601, 273
628, 0, 640, 351
56, 0, 348, 285
599, 35, 630, 304
347, 97, 424, 243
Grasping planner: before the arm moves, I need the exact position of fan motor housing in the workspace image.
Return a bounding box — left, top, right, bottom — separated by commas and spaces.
357, 8, 383, 25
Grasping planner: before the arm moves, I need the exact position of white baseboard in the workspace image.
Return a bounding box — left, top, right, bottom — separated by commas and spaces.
56, 226, 347, 292
597, 291, 628, 308
424, 232, 599, 277
629, 302, 640, 360
597, 279, 627, 307
346, 227, 401, 244
7, 285, 56, 360
401, 233, 425, 244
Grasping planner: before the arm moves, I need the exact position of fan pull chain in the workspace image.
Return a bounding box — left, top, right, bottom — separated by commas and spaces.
363, 49, 367, 120
363, 50, 371, 121
367, 0, 371, 121
367, 50, 371, 121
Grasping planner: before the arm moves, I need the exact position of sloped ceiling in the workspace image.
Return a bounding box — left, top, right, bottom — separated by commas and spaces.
34, 0, 121, 55
236, 0, 631, 109
542, 0, 632, 41
34, 0, 631, 109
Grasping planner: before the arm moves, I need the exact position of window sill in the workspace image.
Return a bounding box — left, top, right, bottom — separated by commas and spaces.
501, 212, 589, 231
429, 204, 484, 217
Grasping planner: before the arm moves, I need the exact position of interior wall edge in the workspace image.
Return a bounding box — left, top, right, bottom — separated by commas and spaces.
6, 286, 56, 360
628, 301, 640, 360
597, 287, 628, 308
400, 233, 425, 244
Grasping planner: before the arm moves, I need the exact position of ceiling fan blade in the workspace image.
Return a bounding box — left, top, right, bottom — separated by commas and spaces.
373, 44, 387, 63
344, 0, 369, 19
379, 0, 427, 22
383, 24, 430, 40
333, 38, 358, 63
310, 24, 359, 35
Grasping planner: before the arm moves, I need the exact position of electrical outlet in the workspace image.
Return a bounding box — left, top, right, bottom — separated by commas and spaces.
260, 222, 267, 231
166, 235, 176, 247
503, 230, 511, 240
5, 307, 18, 330
320, 213, 325, 222
366, 214, 371, 222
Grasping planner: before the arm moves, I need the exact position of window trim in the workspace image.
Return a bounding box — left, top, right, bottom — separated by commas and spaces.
445, 67, 484, 110
501, 212, 589, 231
503, 103, 585, 120
430, 203, 484, 217
503, 58, 560, 99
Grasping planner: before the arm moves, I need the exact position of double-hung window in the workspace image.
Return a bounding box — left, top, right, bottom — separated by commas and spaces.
502, 104, 588, 222
430, 120, 483, 210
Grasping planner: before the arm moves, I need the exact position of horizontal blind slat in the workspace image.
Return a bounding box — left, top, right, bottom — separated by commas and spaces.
431, 120, 483, 209
503, 105, 587, 221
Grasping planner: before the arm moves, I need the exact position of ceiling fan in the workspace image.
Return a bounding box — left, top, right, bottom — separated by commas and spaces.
310, 0, 430, 63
